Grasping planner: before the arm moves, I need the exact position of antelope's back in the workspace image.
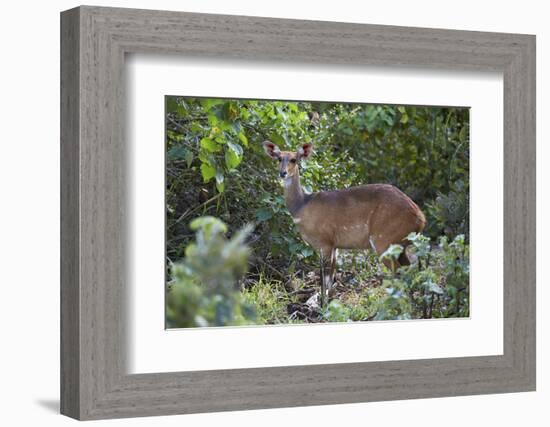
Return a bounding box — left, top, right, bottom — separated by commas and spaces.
297, 184, 425, 249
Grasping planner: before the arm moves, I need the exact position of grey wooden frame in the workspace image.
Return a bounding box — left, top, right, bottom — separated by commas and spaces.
61, 5, 536, 421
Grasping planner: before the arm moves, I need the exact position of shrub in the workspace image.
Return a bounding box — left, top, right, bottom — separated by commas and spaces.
242, 274, 295, 324
166, 216, 257, 328
377, 233, 469, 319
322, 299, 373, 323
426, 180, 470, 241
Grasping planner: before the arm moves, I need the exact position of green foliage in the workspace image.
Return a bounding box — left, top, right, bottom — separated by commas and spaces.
373, 281, 414, 321
166, 217, 257, 328
323, 233, 470, 322
242, 275, 297, 325
323, 300, 354, 322
426, 179, 470, 241
375, 233, 470, 320
380, 243, 405, 270
322, 299, 372, 323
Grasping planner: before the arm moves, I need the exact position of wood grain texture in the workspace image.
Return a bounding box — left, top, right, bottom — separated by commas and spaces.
60, 7, 80, 419
60, 6, 536, 420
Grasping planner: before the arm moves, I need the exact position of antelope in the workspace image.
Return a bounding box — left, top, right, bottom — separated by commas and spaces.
263, 141, 426, 306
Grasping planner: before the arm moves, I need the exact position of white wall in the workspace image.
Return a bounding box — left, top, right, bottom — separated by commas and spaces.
0, 0, 547, 425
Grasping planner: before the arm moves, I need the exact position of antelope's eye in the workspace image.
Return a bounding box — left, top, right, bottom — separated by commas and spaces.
290, 159, 297, 164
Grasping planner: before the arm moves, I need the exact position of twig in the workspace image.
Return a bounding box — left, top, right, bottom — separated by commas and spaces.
166, 114, 208, 132
288, 288, 316, 296
428, 293, 436, 318
167, 233, 195, 243
170, 192, 222, 228
252, 256, 286, 278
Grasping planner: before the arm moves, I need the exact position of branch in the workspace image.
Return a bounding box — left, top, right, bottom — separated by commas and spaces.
169, 192, 223, 228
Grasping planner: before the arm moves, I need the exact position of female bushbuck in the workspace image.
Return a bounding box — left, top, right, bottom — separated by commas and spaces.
263, 141, 426, 306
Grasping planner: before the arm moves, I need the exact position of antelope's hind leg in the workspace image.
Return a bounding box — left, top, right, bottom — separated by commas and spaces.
329, 248, 338, 290
319, 249, 326, 307
319, 247, 335, 307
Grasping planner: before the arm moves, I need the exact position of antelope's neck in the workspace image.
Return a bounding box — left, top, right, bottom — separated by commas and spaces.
283, 172, 306, 217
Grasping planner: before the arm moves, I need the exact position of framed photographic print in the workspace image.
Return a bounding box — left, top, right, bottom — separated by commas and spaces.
61, 5, 536, 420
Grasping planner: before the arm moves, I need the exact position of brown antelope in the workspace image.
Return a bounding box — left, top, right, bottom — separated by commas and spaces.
263, 141, 426, 306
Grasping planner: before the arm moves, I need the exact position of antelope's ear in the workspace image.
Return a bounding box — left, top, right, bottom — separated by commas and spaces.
262, 141, 281, 159
297, 143, 313, 160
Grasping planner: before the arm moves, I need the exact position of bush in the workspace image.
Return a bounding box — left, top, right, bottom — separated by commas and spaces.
376, 233, 470, 320
166, 216, 257, 328
242, 274, 297, 324
426, 180, 470, 241
322, 299, 372, 323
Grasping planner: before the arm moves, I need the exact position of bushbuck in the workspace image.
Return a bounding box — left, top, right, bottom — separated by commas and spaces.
263, 141, 426, 306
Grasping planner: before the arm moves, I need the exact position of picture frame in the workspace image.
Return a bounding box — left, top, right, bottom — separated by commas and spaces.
60, 5, 536, 420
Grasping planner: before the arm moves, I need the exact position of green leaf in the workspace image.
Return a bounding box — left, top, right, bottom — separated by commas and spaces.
289, 242, 302, 253
200, 98, 224, 111
185, 150, 194, 168
200, 163, 216, 182
190, 123, 203, 133
198, 151, 216, 167
166, 97, 179, 114
426, 280, 444, 295
381, 111, 394, 126
223, 102, 239, 121
166, 97, 187, 117
406, 232, 420, 242
200, 138, 221, 153
238, 132, 248, 147
459, 125, 468, 142
167, 145, 187, 161
270, 133, 286, 148
207, 113, 219, 126
300, 247, 314, 258
225, 149, 241, 170
380, 244, 404, 260
255, 208, 273, 222
231, 121, 242, 134
215, 171, 225, 193
215, 170, 224, 185
225, 141, 243, 170
227, 141, 243, 156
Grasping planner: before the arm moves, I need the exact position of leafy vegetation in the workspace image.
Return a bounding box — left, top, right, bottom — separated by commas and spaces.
166, 217, 256, 328
166, 97, 470, 328
375, 233, 470, 320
